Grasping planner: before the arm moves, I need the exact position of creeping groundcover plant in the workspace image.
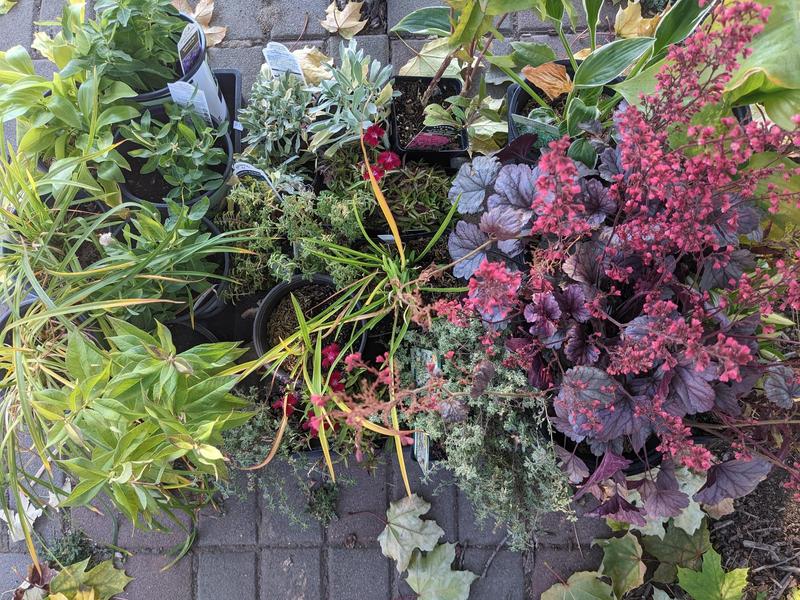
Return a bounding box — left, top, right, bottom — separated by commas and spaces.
0, 0, 799, 597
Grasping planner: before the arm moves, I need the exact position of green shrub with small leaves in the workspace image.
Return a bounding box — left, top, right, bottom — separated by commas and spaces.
42, 530, 112, 570
239, 72, 313, 169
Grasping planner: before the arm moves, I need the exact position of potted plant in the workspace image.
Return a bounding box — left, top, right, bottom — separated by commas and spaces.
117, 102, 233, 211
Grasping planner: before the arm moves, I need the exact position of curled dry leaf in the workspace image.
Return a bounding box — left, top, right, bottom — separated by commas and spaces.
320, 1, 367, 39
292, 46, 333, 84
574, 47, 593, 60
171, 0, 227, 47
614, 1, 662, 38
522, 62, 573, 100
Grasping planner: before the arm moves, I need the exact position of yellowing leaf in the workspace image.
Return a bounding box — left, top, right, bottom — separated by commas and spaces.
171, 0, 227, 47
614, 1, 662, 38
0, 0, 17, 14
292, 46, 333, 84
399, 38, 461, 78
541, 571, 615, 600
703, 498, 735, 520
575, 47, 593, 60
320, 1, 367, 39
677, 548, 748, 600
406, 544, 478, 600
594, 533, 646, 599
522, 62, 573, 100
379, 494, 445, 572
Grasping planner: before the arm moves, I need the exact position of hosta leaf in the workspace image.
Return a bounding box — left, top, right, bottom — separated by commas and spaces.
449, 156, 501, 214
378, 494, 444, 572
573, 37, 655, 88
390, 6, 451, 36
764, 366, 800, 409
614, 1, 661, 39
693, 458, 771, 505
405, 544, 478, 600
448, 221, 489, 279
594, 533, 646, 599
677, 548, 748, 600
541, 571, 614, 600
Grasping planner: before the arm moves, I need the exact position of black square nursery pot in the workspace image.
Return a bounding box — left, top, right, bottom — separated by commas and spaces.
390, 76, 469, 171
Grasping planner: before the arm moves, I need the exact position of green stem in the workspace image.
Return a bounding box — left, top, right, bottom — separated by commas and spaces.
488, 56, 551, 111
557, 25, 579, 73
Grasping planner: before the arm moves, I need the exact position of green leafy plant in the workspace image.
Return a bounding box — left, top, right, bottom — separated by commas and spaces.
119, 103, 228, 201
34, 0, 186, 93
307, 40, 396, 157
42, 531, 112, 570
34, 320, 251, 528
238, 72, 313, 169
14, 558, 132, 600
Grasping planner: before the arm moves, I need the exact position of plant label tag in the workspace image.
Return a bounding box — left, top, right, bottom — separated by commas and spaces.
168, 81, 213, 124
178, 24, 203, 76
233, 120, 243, 131
414, 432, 431, 476
233, 161, 269, 181
262, 42, 305, 82
406, 125, 461, 151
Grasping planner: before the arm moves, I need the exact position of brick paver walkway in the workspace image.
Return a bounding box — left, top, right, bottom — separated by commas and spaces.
0, 1, 616, 597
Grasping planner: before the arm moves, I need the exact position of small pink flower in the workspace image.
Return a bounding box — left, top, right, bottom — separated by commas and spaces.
310, 393, 326, 407
377, 150, 401, 171
363, 123, 385, 147
328, 370, 345, 393
321, 343, 340, 369
344, 352, 362, 372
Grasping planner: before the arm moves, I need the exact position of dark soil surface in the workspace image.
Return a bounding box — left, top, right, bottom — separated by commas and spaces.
76, 241, 102, 269
168, 322, 215, 353
123, 154, 175, 201
712, 471, 800, 599
395, 78, 463, 150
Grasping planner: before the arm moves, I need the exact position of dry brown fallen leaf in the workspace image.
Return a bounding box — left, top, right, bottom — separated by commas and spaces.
522, 62, 573, 100
293, 46, 333, 84
172, 0, 227, 47
320, 1, 367, 39
614, 1, 662, 38
574, 47, 593, 60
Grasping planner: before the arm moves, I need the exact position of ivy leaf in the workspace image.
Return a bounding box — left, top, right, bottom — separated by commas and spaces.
677, 548, 748, 600
541, 571, 615, 600
642, 520, 711, 584
448, 221, 489, 279
449, 157, 501, 214
49, 559, 132, 600
378, 494, 444, 572
405, 544, 478, 600
320, 1, 367, 39
764, 366, 800, 409
399, 38, 462, 78
594, 533, 646, 599
693, 458, 772, 505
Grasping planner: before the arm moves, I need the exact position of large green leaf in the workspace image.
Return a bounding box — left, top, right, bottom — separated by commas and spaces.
486, 0, 541, 15
652, 0, 715, 57
390, 6, 451, 36
611, 58, 661, 104
642, 520, 711, 584
50, 559, 132, 600
677, 549, 748, 600
594, 533, 646, 599
405, 544, 478, 600
573, 37, 655, 88
583, 0, 603, 48
399, 38, 462, 78
378, 494, 445, 572
724, 0, 800, 129
541, 571, 615, 600
510, 41, 557, 68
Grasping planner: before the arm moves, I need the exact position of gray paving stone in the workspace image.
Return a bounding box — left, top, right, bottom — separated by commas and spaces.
0, 553, 32, 596
0, 525, 8, 551
527, 544, 604, 598
3, 121, 16, 148
197, 551, 258, 600
516, 0, 618, 34
533, 505, 610, 549
260, 547, 321, 600
259, 461, 323, 547
261, 0, 329, 41
208, 46, 266, 102
457, 489, 509, 547
37, 0, 68, 38
327, 547, 390, 600
389, 455, 458, 543
462, 548, 525, 600
389, 37, 426, 75
212, 0, 265, 40
34, 58, 58, 79
326, 459, 388, 547
0, 0, 36, 51
198, 476, 259, 547
328, 33, 389, 67
70, 504, 193, 551
8, 511, 64, 554
123, 553, 193, 600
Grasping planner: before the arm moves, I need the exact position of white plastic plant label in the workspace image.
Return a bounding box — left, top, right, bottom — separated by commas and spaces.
176, 23, 228, 122
178, 24, 204, 75
262, 42, 305, 82
414, 432, 431, 476
232, 161, 269, 181
168, 81, 213, 123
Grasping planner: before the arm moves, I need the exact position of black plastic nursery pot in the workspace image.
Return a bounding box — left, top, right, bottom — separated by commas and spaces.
214, 69, 243, 154
390, 76, 469, 171
252, 274, 368, 384
550, 426, 664, 477
167, 320, 218, 352
117, 108, 234, 214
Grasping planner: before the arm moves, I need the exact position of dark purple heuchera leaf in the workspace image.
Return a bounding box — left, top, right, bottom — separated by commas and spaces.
492, 163, 539, 211
700, 249, 755, 291
448, 221, 489, 279
575, 451, 632, 499
693, 457, 772, 505
589, 493, 647, 526
666, 359, 716, 416
448, 156, 501, 214
524, 292, 562, 338
479, 207, 526, 257
623, 315, 657, 341
470, 360, 496, 398
579, 179, 617, 227
562, 241, 604, 285
495, 133, 540, 166
555, 445, 590, 484
712, 383, 742, 416
764, 366, 800, 409
558, 284, 591, 323
565, 325, 600, 366
639, 461, 690, 519
713, 198, 761, 244
598, 147, 623, 182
